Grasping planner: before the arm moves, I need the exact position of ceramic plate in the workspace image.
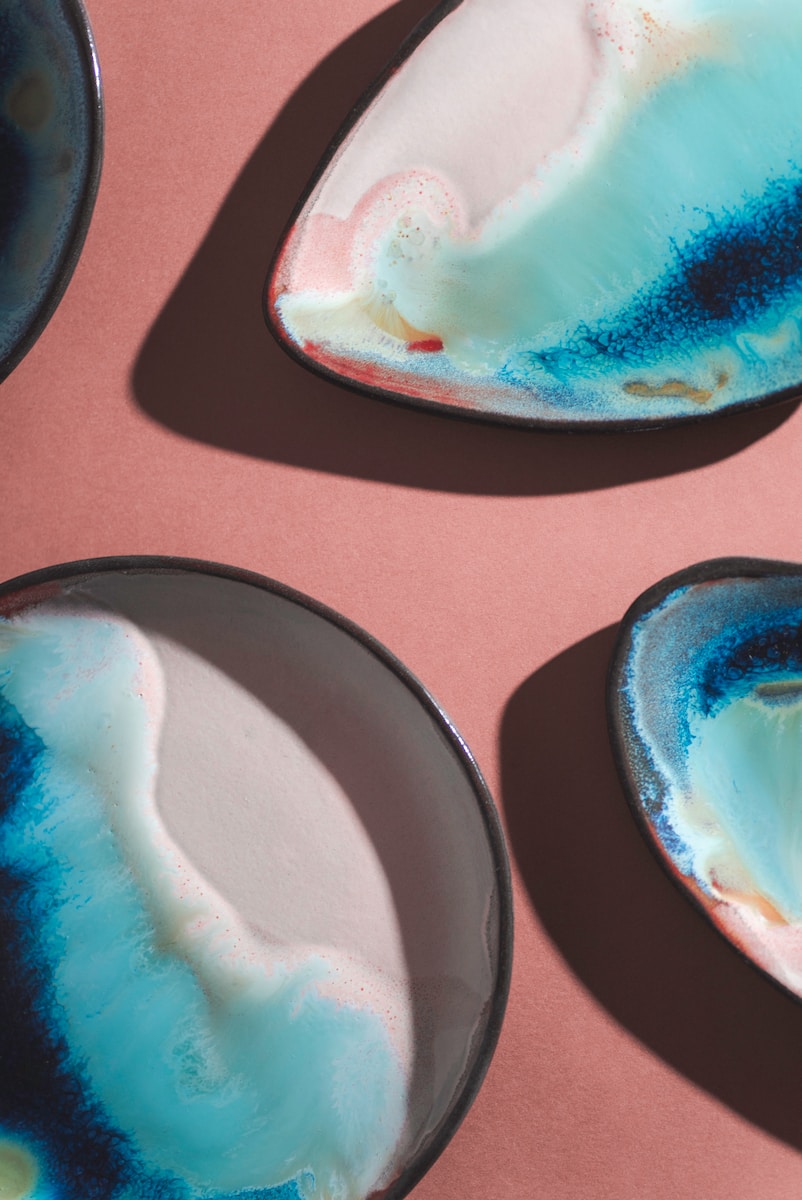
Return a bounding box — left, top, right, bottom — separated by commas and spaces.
0, 557, 511, 1200
0, 0, 103, 382
267, 0, 802, 429
609, 558, 802, 1001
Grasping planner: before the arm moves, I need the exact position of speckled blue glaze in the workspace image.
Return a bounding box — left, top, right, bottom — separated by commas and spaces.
271, 0, 802, 425
0, 0, 98, 376
0, 608, 406, 1200
504, 172, 802, 396
613, 563, 802, 998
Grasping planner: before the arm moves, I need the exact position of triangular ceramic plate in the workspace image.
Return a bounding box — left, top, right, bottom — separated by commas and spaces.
267, 0, 802, 429
0, 557, 511, 1200
609, 558, 802, 1000
0, 0, 103, 382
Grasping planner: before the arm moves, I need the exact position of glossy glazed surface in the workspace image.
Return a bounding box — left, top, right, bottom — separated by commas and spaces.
611, 561, 802, 999
0, 565, 506, 1200
13, 0, 802, 1191
0, 0, 100, 379
269, 0, 802, 427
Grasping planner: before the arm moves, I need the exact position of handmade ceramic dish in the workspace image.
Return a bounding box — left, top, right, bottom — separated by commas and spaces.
0, 0, 103, 382
0, 557, 511, 1200
267, 0, 802, 430
609, 558, 802, 1001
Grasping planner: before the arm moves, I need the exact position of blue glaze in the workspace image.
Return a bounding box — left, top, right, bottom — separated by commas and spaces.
0, 18, 32, 249
684, 690, 802, 924
620, 568, 802, 949
511, 172, 802, 385
0, 0, 95, 370
0, 611, 405, 1200
0, 695, 139, 1200
447, 1, 802, 414
276, 0, 802, 423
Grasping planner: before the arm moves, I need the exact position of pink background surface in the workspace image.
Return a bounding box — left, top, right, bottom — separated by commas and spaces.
5, 0, 802, 1195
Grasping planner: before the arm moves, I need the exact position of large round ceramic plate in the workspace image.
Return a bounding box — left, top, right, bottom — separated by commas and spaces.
0, 0, 103, 382
0, 557, 511, 1200
267, 0, 802, 430
609, 558, 802, 1003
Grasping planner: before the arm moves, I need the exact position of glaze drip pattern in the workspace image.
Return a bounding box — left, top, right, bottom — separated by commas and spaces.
614, 567, 802, 999
0, 608, 406, 1200
270, 0, 802, 425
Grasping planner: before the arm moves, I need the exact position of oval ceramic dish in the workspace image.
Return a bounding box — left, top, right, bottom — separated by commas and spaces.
609, 558, 802, 1002
0, 557, 512, 1200
0, 0, 103, 382
267, 0, 802, 430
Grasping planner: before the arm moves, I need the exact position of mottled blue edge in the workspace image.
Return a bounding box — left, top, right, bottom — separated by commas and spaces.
0, 697, 308, 1200
0, 0, 104, 384
607, 555, 802, 1002
0, 554, 513, 1200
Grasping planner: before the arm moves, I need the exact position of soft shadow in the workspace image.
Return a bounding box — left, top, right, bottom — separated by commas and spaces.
502, 626, 802, 1149
131, 3, 797, 496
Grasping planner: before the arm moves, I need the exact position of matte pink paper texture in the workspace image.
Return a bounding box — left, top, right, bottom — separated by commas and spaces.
5, 0, 802, 1198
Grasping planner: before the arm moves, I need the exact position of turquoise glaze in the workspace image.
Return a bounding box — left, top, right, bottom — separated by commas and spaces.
270, 0, 802, 425
685, 691, 802, 925
0, 608, 405, 1200
611, 563, 802, 999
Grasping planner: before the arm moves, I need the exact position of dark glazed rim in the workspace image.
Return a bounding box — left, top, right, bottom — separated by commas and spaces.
0, 553, 514, 1200
262, 2, 802, 433
607, 555, 802, 1006
0, 0, 104, 384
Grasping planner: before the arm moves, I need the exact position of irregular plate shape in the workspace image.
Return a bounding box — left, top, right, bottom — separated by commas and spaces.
0, 0, 102, 381
609, 557, 802, 1000
0, 558, 511, 1200
267, 0, 802, 430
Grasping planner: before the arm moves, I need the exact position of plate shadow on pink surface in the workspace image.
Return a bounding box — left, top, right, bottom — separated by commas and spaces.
501, 626, 802, 1150
131, 2, 797, 496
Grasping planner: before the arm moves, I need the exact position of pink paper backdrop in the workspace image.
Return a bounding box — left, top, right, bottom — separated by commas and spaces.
5, 1, 802, 1195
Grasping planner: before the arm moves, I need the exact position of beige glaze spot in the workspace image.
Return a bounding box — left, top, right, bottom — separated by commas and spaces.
0, 1141, 38, 1200
624, 371, 728, 405
755, 679, 802, 702
7, 72, 53, 131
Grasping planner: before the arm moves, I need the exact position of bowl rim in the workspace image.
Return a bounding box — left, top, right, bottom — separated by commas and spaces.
0, 0, 104, 383
0, 552, 514, 1200
607, 554, 802, 1005
263, 0, 802, 433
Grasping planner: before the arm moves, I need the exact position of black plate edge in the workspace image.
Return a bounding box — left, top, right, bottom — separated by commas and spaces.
261, 3, 802, 434
0, 0, 105, 383
0, 551, 514, 1200
606, 554, 802, 1008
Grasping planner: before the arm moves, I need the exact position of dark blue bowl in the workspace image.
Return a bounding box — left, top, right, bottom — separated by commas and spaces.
0, 0, 102, 381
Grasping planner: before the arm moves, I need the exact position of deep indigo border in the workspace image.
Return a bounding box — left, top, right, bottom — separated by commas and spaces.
606, 555, 802, 1006
263, 2, 802, 433
0, 0, 104, 384
0, 553, 513, 1200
